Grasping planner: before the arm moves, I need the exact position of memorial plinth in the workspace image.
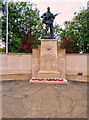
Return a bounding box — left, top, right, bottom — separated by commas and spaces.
30, 39, 68, 84
38, 39, 59, 78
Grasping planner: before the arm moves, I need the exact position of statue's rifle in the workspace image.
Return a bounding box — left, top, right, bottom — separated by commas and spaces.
54, 12, 62, 17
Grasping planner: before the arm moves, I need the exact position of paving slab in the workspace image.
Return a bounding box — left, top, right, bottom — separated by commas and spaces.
2, 81, 88, 118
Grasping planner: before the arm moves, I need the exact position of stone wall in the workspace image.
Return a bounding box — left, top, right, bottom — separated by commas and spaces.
0, 53, 88, 82
57, 48, 66, 78
1, 53, 32, 80
65, 53, 88, 82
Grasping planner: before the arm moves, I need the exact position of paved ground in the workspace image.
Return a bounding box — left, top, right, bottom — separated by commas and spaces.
2, 80, 88, 118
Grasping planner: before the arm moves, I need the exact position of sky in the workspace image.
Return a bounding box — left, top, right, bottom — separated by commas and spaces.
12, 0, 88, 28
3, 0, 88, 28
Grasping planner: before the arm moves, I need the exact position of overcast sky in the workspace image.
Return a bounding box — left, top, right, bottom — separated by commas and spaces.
6, 0, 88, 27
11, 0, 87, 28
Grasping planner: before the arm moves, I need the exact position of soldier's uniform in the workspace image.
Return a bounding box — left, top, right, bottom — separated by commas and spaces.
41, 8, 55, 36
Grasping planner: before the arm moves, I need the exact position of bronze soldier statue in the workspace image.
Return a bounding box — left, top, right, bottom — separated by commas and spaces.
41, 7, 59, 38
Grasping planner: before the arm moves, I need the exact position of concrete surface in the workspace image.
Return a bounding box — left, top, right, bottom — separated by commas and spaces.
2, 81, 88, 118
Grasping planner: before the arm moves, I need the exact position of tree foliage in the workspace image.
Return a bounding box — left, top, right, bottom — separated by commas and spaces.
2, 2, 44, 52
60, 8, 89, 53
60, 37, 79, 53
53, 24, 63, 44
18, 28, 38, 53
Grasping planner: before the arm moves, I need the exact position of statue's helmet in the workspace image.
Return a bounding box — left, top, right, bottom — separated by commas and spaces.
47, 7, 50, 11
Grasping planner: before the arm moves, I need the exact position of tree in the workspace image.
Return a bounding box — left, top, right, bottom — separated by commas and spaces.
18, 28, 38, 53
60, 36, 79, 53
2, 2, 44, 52
53, 24, 63, 44
60, 8, 89, 53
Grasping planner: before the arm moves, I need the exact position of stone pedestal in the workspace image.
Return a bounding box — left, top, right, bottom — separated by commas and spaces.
30, 39, 67, 84
38, 39, 59, 78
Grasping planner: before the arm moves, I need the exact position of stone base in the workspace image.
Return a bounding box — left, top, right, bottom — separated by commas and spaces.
42, 36, 55, 39
38, 70, 60, 79
30, 38, 68, 84
30, 78, 68, 84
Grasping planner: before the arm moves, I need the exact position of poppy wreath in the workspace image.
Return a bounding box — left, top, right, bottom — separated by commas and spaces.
45, 79, 64, 81
32, 78, 44, 81
32, 78, 64, 81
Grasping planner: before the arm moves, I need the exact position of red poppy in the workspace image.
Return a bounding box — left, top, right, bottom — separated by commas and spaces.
60, 79, 63, 81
